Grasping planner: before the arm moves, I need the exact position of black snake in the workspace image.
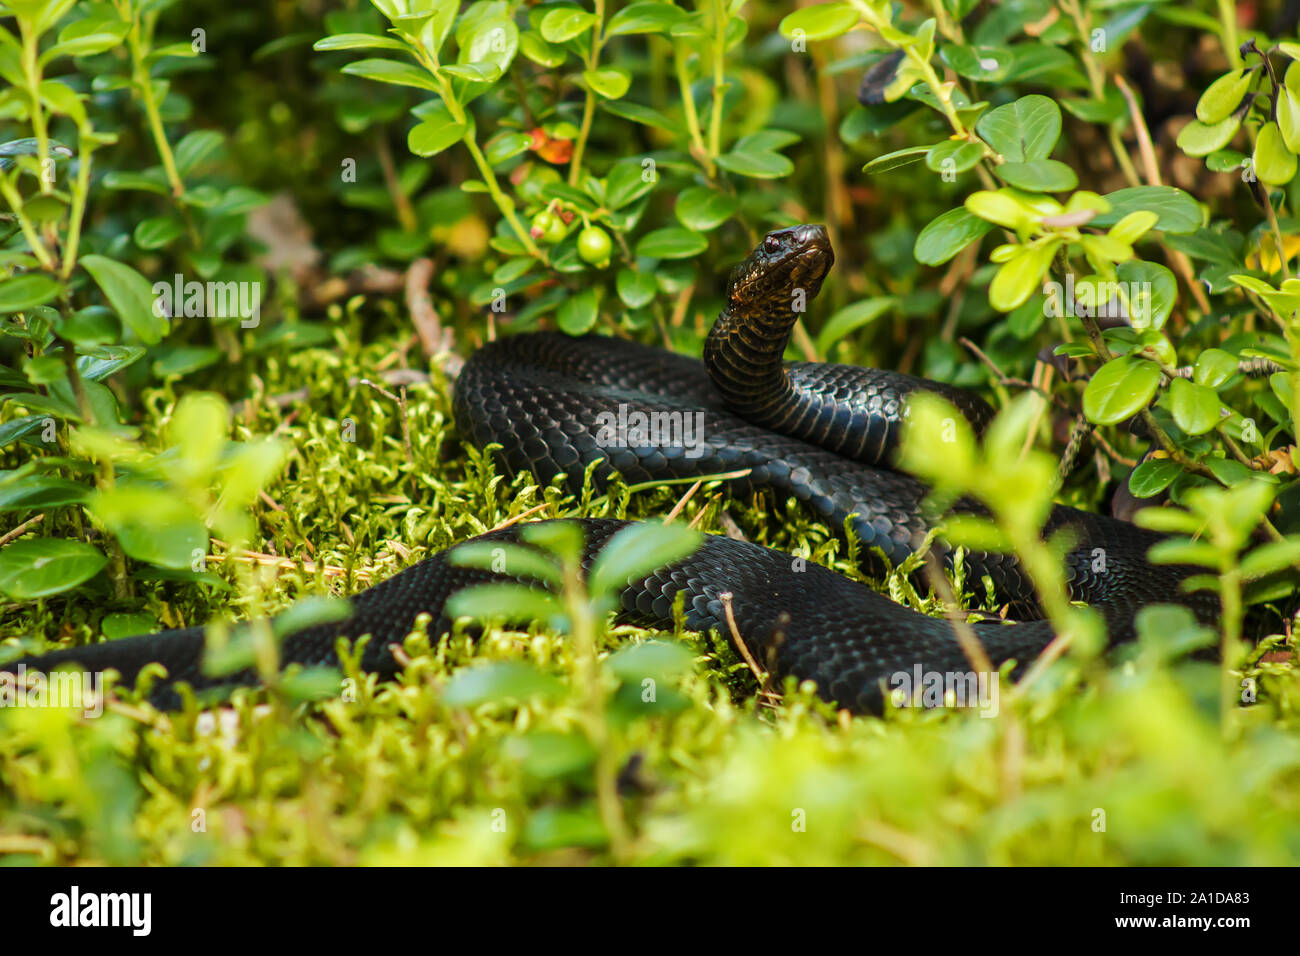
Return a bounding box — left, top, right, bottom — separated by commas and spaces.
1, 225, 1202, 713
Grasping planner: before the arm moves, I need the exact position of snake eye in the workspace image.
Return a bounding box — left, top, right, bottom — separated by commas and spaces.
764, 235, 781, 253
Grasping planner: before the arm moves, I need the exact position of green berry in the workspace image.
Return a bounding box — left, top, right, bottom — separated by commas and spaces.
530, 210, 568, 245
577, 226, 612, 267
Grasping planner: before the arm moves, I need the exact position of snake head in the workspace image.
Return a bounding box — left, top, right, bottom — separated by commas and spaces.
726, 224, 834, 313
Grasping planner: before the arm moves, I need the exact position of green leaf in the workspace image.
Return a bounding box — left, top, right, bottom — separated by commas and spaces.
674, 186, 737, 231
588, 523, 702, 599
607, 2, 688, 35
1240, 539, 1300, 579
995, 159, 1077, 192
1279, 88, 1300, 154
519, 30, 566, 67
173, 130, 225, 177
1203, 457, 1255, 487
1168, 377, 1220, 436
0, 416, 46, 447
313, 33, 410, 52
440, 62, 501, 83
914, 207, 992, 265
557, 288, 598, 334
49, 16, 129, 60
101, 170, 169, 195
484, 132, 531, 166
0, 475, 88, 512
583, 67, 630, 99
939, 43, 1011, 82
80, 254, 167, 345
940, 514, 1011, 552
1128, 458, 1182, 498
153, 346, 222, 377
38, 80, 85, 126
442, 660, 565, 708
964, 188, 1044, 229
815, 297, 897, 352
0, 273, 60, 313
925, 139, 984, 174
272, 595, 354, 638
1089, 186, 1201, 235
449, 540, 562, 586
715, 149, 793, 179
540, 8, 598, 43
0, 538, 106, 599
340, 58, 440, 91
522, 805, 607, 850
1193, 348, 1238, 388
1060, 93, 1126, 124
1108, 211, 1160, 245
778, 2, 860, 41
606, 159, 656, 209
599, 97, 673, 130
1082, 355, 1161, 425
1176, 114, 1242, 157
133, 216, 184, 250
87, 486, 208, 569
1115, 260, 1176, 330
862, 144, 932, 173
975, 94, 1061, 163
458, 16, 518, 81
1147, 538, 1221, 568
1254, 121, 1297, 187
989, 241, 1056, 311
1196, 68, 1253, 124
408, 103, 468, 157
167, 393, 228, 484
616, 268, 657, 308
1133, 506, 1202, 535
100, 611, 156, 640
506, 729, 596, 779
1205, 149, 1247, 173
636, 227, 708, 259
77, 344, 143, 382
606, 640, 696, 681
1135, 605, 1215, 662
1008, 293, 1048, 338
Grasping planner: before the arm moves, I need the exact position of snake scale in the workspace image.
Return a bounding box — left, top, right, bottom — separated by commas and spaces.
2, 225, 1202, 713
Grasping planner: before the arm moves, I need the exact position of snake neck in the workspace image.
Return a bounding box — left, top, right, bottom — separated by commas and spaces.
703, 223, 831, 420
703, 301, 798, 421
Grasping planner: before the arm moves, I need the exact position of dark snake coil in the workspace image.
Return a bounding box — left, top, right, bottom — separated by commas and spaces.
2, 225, 1204, 713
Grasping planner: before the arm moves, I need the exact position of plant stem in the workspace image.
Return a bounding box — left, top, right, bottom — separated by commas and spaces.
411, 42, 542, 259
1262, 187, 1292, 281
1218, 566, 1243, 730
563, 557, 630, 861
18, 18, 51, 197
706, 0, 728, 161
375, 132, 417, 233
61, 131, 94, 279
59, 337, 131, 599
463, 134, 540, 257
0, 173, 55, 269
126, 11, 185, 199
1060, 0, 1141, 187
1217, 0, 1242, 69
674, 47, 714, 177
568, 0, 606, 186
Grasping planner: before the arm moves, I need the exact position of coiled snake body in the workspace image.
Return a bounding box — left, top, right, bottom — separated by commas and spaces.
3, 225, 1198, 713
